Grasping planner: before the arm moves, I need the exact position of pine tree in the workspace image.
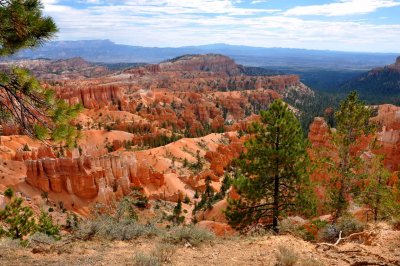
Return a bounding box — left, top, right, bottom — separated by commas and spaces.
41, 191, 49, 204
204, 176, 214, 200
0, 0, 82, 148
37, 209, 60, 239
183, 195, 191, 204
193, 176, 216, 213
0, 189, 37, 239
168, 198, 185, 225
4, 187, 14, 198
219, 173, 232, 197
225, 99, 311, 233
357, 155, 400, 222
328, 91, 375, 220
115, 196, 138, 222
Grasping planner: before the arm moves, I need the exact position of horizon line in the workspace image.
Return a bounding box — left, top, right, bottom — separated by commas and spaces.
44, 39, 400, 55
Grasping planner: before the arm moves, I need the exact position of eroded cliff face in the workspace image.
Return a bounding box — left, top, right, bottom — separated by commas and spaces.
25, 154, 136, 200
4, 131, 244, 211
372, 104, 400, 171
0, 54, 313, 215
43, 54, 311, 139
2, 55, 312, 143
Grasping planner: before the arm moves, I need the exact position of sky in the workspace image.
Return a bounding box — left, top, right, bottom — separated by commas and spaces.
41, 0, 400, 52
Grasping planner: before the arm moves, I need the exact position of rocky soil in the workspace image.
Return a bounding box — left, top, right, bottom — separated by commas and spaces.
0, 224, 399, 266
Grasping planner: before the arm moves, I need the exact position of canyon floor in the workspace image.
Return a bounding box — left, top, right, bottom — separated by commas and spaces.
0, 224, 399, 266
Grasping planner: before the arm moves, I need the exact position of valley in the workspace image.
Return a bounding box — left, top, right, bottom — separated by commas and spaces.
1, 53, 400, 265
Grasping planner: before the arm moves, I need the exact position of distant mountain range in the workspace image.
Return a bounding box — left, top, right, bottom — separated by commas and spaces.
4, 40, 398, 71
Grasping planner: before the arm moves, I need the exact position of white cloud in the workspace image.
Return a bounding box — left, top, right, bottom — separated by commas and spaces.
41, 0, 400, 52
285, 0, 400, 17
41, 0, 59, 4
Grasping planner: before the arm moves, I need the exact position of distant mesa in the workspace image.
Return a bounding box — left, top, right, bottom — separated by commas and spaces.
159, 54, 244, 76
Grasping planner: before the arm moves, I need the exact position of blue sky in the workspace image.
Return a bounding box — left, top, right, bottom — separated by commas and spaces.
42, 0, 400, 52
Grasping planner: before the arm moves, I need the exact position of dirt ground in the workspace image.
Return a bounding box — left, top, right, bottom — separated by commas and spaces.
0, 225, 399, 266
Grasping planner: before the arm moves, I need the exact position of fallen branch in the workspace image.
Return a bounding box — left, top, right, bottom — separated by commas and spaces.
316, 231, 344, 249
316, 230, 377, 250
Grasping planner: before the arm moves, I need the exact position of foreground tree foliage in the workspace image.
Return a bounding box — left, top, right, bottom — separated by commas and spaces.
357, 155, 400, 222
326, 92, 375, 220
168, 198, 185, 225
0, 0, 81, 147
225, 99, 315, 232
0, 188, 61, 241
37, 209, 61, 239
0, 191, 36, 239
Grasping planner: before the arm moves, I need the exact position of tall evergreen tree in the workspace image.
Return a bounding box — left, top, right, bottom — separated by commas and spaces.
225, 99, 312, 232
328, 91, 375, 220
0, 0, 81, 147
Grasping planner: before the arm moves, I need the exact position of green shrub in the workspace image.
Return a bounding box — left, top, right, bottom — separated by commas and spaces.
278, 219, 314, 241
0, 237, 23, 249
22, 144, 31, 151
318, 216, 364, 242
74, 216, 159, 241
105, 124, 113, 132
115, 197, 138, 222
0, 197, 37, 240
299, 257, 323, 266
168, 198, 185, 225
4, 188, 14, 199
318, 224, 339, 243
65, 213, 79, 230
133, 253, 160, 266
275, 245, 299, 266
151, 243, 176, 264
28, 232, 56, 246
130, 188, 149, 208
163, 226, 215, 247
336, 216, 364, 236
37, 209, 60, 239
133, 242, 176, 266
183, 195, 190, 204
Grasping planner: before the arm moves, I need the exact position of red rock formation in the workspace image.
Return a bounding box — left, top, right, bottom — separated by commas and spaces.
196, 220, 235, 236
205, 135, 244, 176
25, 153, 137, 202
308, 117, 332, 148
57, 85, 123, 109
1, 54, 316, 216
15, 146, 56, 161
373, 106, 400, 171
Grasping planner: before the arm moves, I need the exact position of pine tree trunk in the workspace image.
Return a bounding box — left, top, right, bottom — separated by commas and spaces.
374, 175, 382, 222
273, 126, 280, 233
335, 146, 349, 222
273, 173, 279, 233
